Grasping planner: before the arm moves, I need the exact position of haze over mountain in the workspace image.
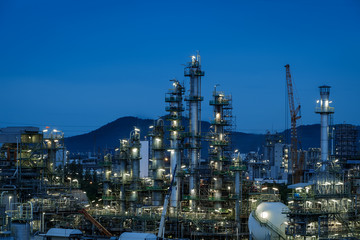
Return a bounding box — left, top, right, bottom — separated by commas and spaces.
64, 116, 346, 155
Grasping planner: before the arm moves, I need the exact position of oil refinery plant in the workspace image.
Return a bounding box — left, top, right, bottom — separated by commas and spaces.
0, 54, 359, 240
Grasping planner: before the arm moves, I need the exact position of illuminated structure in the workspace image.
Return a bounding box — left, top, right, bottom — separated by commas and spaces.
149, 120, 166, 206
121, 127, 141, 213
209, 86, 233, 210
165, 79, 185, 213
264, 132, 289, 181
316, 85, 334, 171
2, 61, 359, 240
283, 86, 360, 239
184, 53, 204, 209
0, 127, 83, 235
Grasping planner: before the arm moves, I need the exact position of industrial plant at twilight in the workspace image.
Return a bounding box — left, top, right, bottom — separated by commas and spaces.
0, 54, 359, 240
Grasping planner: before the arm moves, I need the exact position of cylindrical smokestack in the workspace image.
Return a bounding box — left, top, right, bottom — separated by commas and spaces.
315, 85, 334, 171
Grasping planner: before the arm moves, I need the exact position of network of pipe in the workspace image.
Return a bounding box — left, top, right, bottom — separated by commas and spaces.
99, 53, 245, 220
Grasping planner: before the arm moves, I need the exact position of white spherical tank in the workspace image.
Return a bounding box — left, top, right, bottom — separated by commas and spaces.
248, 202, 289, 240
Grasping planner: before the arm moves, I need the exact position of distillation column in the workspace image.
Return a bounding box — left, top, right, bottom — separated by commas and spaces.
44, 129, 65, 173
102, 154, 112, 206
209, 87, 232, 210
129, 128, 141, 213
315, 86, 334, 171
149, 120, 165, 206
118, 139, 129, 214
165, 80, 185, 213
233, 152, 245, 240
184, 53, 204, 209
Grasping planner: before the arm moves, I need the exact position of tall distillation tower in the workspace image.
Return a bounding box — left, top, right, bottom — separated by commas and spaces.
184, 53, 204, 209
130, 128, 141, 213
209, 86, 232, 211
149, 119, 166, 206
118, 138, 130, 214
165, 79, 185, 213
315, 85, 334, 171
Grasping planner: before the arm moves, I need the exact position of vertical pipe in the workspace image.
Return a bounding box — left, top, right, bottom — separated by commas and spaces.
119, 140, 127, 214
316, 86, 334, 172
16, 137, 19, 182
170, 149, 177, 210
130, 129, 141, 213
320, 114, 328, 171
103, 154, 111, 206
213, 91, 223, 210
185, 54, 204, 210
209, 88, 231, 211
235, 169, 240, 232
150, 120, 165, 206
167, 80, 184, 213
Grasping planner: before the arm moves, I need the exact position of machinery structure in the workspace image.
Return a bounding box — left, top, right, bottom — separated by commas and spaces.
316, 86, 334, 172
263, 132, 289, 181
86, 55, 251, 239
283, 85, 360, 239
0, 127, 85, 237
113, 127, 142, 214
208, 85, 233, 210
149, 119, 166, 207
0, 58, 359, 240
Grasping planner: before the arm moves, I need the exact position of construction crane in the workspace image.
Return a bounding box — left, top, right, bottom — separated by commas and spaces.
285, 64, 304, 184
158, 164, 177, 239
79, 208, 113, 237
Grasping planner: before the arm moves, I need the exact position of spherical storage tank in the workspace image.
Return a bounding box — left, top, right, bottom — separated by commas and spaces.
248, 202, 289, 240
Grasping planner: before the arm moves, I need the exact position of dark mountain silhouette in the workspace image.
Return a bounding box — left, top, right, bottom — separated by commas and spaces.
65, 116, 154, 153
65, 116, 358, 155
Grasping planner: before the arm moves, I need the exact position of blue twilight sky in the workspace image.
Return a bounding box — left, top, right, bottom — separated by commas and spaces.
0, 0, 359, 136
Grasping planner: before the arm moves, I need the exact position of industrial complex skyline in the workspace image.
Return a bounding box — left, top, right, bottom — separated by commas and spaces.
0, 1, 360, 239
1, 0, 359, 136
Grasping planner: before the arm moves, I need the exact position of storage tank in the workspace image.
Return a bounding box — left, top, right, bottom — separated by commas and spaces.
248, 202, 289, 240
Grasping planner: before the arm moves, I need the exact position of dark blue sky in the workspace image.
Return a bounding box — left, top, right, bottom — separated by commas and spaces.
1, 0, 359, 136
